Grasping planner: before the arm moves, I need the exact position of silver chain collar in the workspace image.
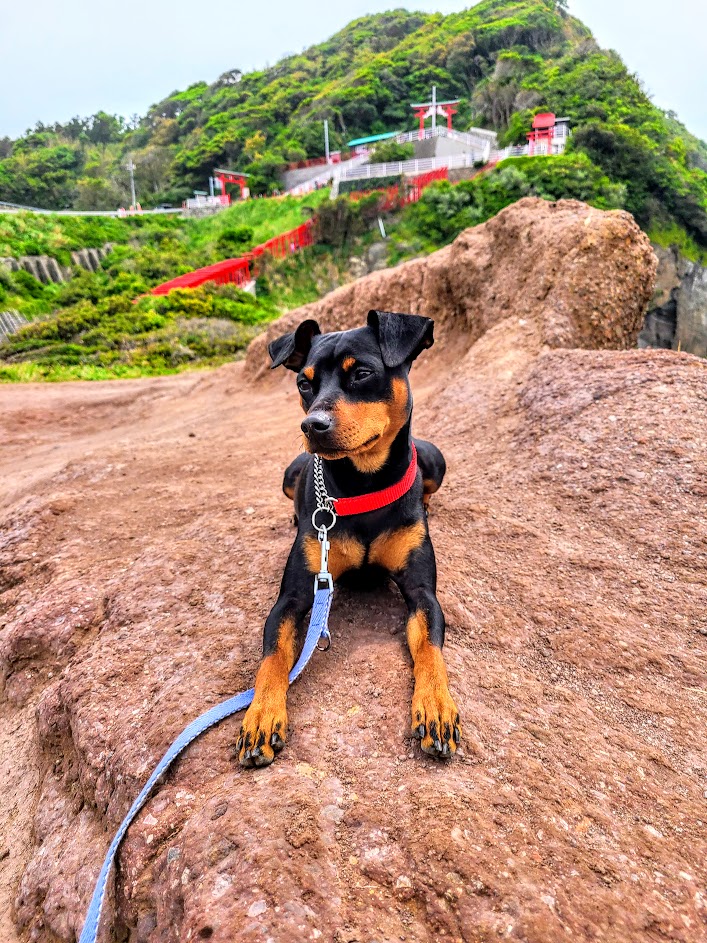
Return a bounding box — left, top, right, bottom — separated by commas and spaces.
312, 454, 334, 516
311, 455, 337, 604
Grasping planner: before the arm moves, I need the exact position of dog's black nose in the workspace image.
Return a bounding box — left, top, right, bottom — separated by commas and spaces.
301, 412, 332, 437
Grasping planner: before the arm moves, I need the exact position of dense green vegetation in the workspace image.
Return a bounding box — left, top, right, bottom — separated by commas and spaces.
0, 283, 274, 382
0, 213, 137, 264
0, 193, 330, 380
1, 0, 705, 253
0, 190, 328, 263
390, 152, 624, 253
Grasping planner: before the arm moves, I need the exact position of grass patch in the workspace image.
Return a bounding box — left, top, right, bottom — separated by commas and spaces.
0, 194, 328, 380
646, 222, 707, 264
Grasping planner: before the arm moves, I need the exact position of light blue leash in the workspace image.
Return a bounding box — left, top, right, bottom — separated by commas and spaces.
79, 500, 337, 943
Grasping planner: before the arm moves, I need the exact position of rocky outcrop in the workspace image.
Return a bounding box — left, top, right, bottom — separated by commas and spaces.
347, 241, 389, 279
639, 244, 707, 356
3, 199, 707, 943
0, 254, 67, 284
0, 310, 27, 341
248, 197, 658, 377
675, 261, 707, 356
69, 246, 110, 274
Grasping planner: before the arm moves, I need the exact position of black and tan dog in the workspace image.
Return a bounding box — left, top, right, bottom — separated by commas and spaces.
237, 310, 460, 767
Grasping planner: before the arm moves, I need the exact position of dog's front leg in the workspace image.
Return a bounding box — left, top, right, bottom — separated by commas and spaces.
393, 541, 461, 758
238, 538, 313, 767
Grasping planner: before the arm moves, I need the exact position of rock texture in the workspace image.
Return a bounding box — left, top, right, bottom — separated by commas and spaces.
1, 199, 706, 943
247, 198, 658, 378
676, 262, 707, 358
639, 244, 707, 357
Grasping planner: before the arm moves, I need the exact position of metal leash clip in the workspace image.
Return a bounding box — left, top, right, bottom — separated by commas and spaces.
311, 454, 336, 650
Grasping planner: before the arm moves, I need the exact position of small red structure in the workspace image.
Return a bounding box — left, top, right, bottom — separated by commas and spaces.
286, 152, 341, 170
214, 169, 250, 201
527, 113, 556, 156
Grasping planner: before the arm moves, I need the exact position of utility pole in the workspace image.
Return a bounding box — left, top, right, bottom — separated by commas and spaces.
431, 85, 437, 131
324, 119, 330, 164
127, 156, 137, 209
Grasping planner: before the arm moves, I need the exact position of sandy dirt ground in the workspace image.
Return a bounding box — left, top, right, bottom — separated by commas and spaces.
0, 200, 706, 943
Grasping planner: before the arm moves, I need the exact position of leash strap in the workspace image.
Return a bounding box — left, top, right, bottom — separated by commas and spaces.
79, 586, 334, 943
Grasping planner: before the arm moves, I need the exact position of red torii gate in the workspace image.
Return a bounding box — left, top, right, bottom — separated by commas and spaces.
214, 168, 250, 202
410, 86, 460, 140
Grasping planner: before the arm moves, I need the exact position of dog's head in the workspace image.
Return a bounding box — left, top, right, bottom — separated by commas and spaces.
268, 310, 434, 470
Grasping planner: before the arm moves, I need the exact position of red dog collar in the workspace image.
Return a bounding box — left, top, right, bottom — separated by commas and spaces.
332, 443, 418, 516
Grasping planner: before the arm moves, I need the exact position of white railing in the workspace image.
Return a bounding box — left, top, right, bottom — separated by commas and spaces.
0, 200, 182, 217
183, 194, 230, 211
395, 125, 497, 148
490, 137, 568, 162
491, 144, 530, 161
338, 150, 488, 182
334, 138, 569, 189
286, 152, 370, 196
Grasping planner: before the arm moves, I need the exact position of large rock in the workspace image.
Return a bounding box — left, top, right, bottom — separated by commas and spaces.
247, 197, 657, 378
2, 199, 706, 943
676, 261, 707, 357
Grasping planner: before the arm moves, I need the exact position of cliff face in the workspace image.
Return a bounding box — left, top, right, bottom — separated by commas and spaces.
639, 245, 707, 357
2, 199, 707, 943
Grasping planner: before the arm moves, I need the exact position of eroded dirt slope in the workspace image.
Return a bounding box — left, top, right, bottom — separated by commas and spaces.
1, 199, 706, 943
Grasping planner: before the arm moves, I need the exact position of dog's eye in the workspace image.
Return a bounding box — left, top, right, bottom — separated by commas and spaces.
297, 379, 311, 393
352, 367, 373, 382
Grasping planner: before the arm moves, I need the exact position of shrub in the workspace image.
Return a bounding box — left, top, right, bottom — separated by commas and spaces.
396, 154, 626, 249
369, 140, 414, 163
216, 226, 254, 255
11, 269, 45, 298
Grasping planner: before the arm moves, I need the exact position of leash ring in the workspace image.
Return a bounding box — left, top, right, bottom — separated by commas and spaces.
312, 506, 337, 531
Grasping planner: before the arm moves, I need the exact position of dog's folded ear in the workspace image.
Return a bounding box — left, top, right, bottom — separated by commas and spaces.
268, 319, 321, 371
367, 310, 434, 368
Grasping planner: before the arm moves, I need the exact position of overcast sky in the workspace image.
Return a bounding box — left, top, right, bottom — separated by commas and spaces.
0, 0, 705, 142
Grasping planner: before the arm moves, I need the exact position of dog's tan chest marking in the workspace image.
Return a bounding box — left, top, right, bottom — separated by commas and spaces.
304, 533, 366, 580
304, 522, 424, 579
369, 520, 426, 572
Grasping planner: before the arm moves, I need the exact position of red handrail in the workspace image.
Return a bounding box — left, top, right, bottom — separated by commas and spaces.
150, 219, 315, 296
149, 173, 443, 299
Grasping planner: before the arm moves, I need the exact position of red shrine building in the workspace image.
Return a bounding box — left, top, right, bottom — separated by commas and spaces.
526, 113, 571, 156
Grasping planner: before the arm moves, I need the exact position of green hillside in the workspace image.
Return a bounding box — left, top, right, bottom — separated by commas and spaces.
0, 193, 333, 382
1, 0, 706, 249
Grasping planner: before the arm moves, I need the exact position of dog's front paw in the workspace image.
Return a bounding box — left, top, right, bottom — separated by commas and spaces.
237, 699, 287, 768
411, 679, 461, 759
